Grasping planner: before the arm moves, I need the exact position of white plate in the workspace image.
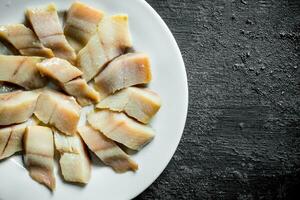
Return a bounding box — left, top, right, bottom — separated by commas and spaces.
0, 0, 188, 199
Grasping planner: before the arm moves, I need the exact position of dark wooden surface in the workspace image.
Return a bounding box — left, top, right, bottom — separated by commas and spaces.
137, 0, 300, 199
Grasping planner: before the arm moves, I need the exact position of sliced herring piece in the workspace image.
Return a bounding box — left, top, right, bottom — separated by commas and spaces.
63, 78, 100, 106
26, 3, 76, 63
64, 1, 105, 51
34, 89, 81, 135
97, 87, 161, 124
0, 24, 54, 57
54, 130, 91, 184
0, 55, 47, 89
24, 126, 55, 190
0, 118, 38, 160
94, 53, 151, 98
78, 125, 138, 172
36, 58, 99, 106
0, 90, 40, 125
87, 110, 154, 150
77, 14, 132, 81
37, 57, 82, 84
54, 130, 82, 154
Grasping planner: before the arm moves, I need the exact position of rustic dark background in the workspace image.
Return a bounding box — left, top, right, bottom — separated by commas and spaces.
137, 0, 300, 199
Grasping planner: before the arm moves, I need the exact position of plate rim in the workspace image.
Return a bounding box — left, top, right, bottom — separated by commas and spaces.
130, 0, 189, 198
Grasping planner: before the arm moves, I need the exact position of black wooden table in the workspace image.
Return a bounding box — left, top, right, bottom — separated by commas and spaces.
137, 0, 300, 199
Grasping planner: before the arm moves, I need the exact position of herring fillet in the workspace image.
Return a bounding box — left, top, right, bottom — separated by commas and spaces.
0, 55, 47, 89
0, 90, 40, 125
0, 24, 54, 57
97, 87, 161, 124
36, 57, 82, 84
26, 3, 76, 64
24, 126, 55, 190
87, 110, 155, 150
78, 125, 138, 173
64, 1, 105, 52
54, 130, 91, 184
94, 53, 152, 98
0, 118, 38, 160
34, 89, 81, 135
54, 130, 82, 154
37, 58, 99, 106
63, 78, 100, 106
77, 14, 132, 81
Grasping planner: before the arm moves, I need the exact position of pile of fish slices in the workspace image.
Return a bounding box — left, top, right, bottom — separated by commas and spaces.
0, 2, 161, 191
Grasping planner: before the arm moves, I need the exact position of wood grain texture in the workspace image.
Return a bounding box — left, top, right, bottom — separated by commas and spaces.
137, 0, 300, 199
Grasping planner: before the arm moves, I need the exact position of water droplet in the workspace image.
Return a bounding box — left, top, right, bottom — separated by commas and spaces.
239, 122, 245, 129
241, 0, 247, 5
279, 32, 286, 38
240, 30, 250, 35
246, 19, 253, 25
231, 14, 236, 20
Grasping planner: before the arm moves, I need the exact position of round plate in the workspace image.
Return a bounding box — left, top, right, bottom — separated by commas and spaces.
0, 0, 188, 199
